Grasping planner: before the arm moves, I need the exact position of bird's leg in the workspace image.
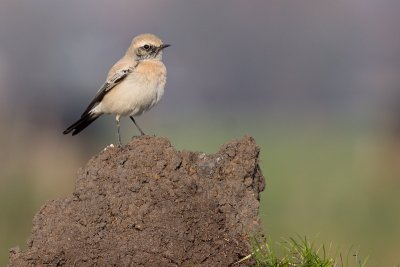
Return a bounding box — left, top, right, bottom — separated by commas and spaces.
130, 116, 145, 135
116, 115, 122, 147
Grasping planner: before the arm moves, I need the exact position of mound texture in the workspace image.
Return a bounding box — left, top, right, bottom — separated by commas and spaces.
8, 136, 265, 266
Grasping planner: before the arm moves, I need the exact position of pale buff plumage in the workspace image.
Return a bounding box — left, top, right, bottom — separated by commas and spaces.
63, 33, 169, 146
99, 60, 166, 117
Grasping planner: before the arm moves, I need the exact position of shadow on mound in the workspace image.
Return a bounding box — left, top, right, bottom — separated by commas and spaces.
8, 136, 265, 266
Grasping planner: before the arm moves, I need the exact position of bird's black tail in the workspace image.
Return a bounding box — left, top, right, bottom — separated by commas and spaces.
63, 113, 100, 136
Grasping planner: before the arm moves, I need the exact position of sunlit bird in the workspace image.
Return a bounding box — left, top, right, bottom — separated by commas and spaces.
63, 33, 169, 146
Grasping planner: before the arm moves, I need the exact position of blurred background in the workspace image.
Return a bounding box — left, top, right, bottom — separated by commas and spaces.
0, 0, 399, 266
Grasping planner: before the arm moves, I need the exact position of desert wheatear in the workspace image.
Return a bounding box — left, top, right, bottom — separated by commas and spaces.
63, 33, 169, 146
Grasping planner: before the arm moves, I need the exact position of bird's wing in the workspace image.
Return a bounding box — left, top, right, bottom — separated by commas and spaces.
81, 66, 136, 117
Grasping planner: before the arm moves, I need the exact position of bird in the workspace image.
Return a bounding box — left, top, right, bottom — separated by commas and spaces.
63, 33, 170, 146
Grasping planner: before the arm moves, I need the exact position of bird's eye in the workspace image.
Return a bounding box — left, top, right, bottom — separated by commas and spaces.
143, 44, 150, 50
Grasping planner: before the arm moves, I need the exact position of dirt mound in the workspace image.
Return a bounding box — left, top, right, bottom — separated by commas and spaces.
8, 136, 265, 266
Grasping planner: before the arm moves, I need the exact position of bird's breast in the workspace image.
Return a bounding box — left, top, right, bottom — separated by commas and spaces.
100, 62, 166, 117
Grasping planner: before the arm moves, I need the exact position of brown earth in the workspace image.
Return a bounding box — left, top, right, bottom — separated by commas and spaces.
8, 135, 265, 266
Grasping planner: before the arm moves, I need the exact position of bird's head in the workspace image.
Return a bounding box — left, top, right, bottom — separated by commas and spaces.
127, 33, 170, 61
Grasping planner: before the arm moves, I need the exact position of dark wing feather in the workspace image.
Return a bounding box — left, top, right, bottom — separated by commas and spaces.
63, 66, 137, 136
81, 67, 135, 117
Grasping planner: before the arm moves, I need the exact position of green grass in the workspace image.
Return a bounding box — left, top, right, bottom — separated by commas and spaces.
235, 235, 368, 267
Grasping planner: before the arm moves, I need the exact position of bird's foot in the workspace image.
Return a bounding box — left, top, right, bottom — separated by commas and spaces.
117, 139, 123, 148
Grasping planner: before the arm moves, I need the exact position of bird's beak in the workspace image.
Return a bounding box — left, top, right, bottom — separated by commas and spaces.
159, 44, 171, 50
